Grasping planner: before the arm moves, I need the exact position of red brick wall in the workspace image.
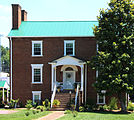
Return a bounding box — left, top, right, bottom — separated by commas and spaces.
11, 37, 97, 104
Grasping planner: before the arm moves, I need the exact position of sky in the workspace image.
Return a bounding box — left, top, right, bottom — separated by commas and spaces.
0, 0, 110, 47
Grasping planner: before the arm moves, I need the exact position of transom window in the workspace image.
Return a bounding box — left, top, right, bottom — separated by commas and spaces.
32, 91, 41, 103
64, 40, 75, 56
31, 64, 43, 83
32, 41, 43, 56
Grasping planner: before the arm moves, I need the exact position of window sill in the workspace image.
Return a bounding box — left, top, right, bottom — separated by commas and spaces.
97, 103, 105, 105
32, 82, 43, 84
32, 55, 43, 57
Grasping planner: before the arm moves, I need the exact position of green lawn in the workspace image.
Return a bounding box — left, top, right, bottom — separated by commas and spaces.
0, 109, 51, 120
58, 111, 134, 120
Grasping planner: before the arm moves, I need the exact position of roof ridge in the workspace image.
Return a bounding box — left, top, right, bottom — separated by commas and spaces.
22, 21, 98, 22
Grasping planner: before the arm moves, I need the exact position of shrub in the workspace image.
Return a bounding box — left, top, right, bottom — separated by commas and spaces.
53, 99, 60, 107
103, 105, 110, 111
127, 101, 134, 111
36, 105, 46, 112
43, 99, 50, 110
25, 111, 30, 116
9, 99, 19, 108
79, 106, 85, 112
109, 97, 118, 110
32, 110, 36, 114
64, 110, 72, 114
72, 110, 78, 117
25, 104, 32, 110
26, 100, 32, 105
98, 105, 104, 111
36, 110, 40, 113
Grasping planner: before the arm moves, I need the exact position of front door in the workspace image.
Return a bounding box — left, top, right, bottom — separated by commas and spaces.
63, 71, 75, 89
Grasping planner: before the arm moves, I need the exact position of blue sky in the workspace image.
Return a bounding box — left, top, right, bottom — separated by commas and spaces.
0, 0, 110, 47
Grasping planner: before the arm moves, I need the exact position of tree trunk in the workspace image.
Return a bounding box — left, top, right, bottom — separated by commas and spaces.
118, 92, 127, 112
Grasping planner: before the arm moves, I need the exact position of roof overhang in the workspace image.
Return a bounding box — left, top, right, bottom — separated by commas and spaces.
48, 55, 86, 67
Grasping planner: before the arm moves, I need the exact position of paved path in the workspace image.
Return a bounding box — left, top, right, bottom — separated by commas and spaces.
38, 111, 65, 120
0, 110, 18, 114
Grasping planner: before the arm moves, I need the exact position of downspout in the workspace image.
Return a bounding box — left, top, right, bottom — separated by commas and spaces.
10, 37, 12, 100
85, 64, 87, 104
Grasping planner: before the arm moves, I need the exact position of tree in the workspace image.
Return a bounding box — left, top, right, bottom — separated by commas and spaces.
1, 46, 9, 73
89, 0, 134, 112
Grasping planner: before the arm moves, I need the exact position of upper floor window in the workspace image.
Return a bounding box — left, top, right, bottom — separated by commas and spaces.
64, 40, 75, 56
32, 41, 43, 56
31, 64, 43, 83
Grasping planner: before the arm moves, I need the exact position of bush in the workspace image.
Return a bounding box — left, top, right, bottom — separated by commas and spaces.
25, 104, 32, 110
43, 99, 50, 110
109, 97, 118, 110
26, 100, 32, 105
64, 110, 72, 114
9, 99, 19, 108
32, 110, 36, 114
72, 110, 78, 117
103, 105, 110, 111
25, 111, 30, 116
79, 106, 85, 112
127, 101, 134, 111
98, 105, 104, 111
53, 99, 60, 107
36, 105, 46, 112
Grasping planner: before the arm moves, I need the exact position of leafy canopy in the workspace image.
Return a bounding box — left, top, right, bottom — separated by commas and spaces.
90, 0, 134, 94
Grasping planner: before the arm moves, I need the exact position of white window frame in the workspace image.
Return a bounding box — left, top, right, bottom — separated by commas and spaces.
31, 64, 43, 84
32, 41, 43, 57
64, 40, 75, 56
97, 93, 106, 104
32, 91, 41, 103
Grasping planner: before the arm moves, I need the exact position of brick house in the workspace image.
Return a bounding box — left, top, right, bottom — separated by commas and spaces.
8, 4, 107, 108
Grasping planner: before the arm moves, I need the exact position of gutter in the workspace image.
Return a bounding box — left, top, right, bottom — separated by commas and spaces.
9, 37, 12, 100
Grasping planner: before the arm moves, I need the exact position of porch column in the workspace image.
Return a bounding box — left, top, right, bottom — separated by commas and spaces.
3, 88, 4, 102
80, 65, 84, 91
85, 64, 87, 104
51, 65, 55, 91
81, 65, 84, 104
7, 88, 9, 102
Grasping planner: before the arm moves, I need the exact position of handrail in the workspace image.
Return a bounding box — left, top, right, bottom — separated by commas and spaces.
75, 84, 79, 109
51, 83, 56, 108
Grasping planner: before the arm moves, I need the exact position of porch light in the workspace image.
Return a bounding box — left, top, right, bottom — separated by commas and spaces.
101, 90, 106, 93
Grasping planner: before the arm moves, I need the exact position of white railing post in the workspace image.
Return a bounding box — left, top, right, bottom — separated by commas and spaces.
75, 84, 79, 109
51, 83, 57, 108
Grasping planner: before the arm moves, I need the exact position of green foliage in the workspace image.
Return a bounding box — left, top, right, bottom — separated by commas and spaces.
127, 101, 134, 111
72, 110, 78, 117
43, 99, 50, 110
25, 111, 30, 116
79, 106, 85, 112
109, 97, 118, 110
64, 110, 72, 114
32, 110, 36, 114
103, 105, 110, 111
25, 100, 33, 110
89, 0, 134, 111
53, 99, 60, 106
9, 99, 19, 108
1, 46, 9, 73
36, 105, 46, 112
25, 104, 32, 110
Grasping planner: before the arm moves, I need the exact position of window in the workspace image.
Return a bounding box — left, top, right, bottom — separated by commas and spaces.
32, 91, 41, 103
64, 40, 75, 56
32, 41, 43, 56
31, 64, 43, 83
97, 93, 105, 104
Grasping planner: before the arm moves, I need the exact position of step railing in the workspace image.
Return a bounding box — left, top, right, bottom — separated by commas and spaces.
51, 83, 57, 108
75, 83, 79, 109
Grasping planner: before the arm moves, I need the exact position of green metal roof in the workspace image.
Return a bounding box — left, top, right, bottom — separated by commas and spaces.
8, 21, 98, 37
0, 81, 6, 88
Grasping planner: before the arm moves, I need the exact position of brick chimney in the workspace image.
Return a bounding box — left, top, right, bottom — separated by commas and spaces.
21, 10, 27, 21
12, 4, 22, 29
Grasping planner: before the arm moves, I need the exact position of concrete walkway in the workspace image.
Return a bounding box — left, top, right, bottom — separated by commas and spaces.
37, 111, 65, 120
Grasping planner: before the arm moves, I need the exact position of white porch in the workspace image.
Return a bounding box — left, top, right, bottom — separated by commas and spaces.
49, 56, 87, 104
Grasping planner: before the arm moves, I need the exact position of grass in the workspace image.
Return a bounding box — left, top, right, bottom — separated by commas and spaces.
58, 111, 134, 120
0, 109, 51, 120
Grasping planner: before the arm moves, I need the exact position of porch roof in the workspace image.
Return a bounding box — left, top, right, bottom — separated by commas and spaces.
0, 81, 9, 89
49, 56, 86, 67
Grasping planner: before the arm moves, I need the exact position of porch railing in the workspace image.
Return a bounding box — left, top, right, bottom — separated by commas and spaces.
75, 84, 79, 109
51, 83, 57, 108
